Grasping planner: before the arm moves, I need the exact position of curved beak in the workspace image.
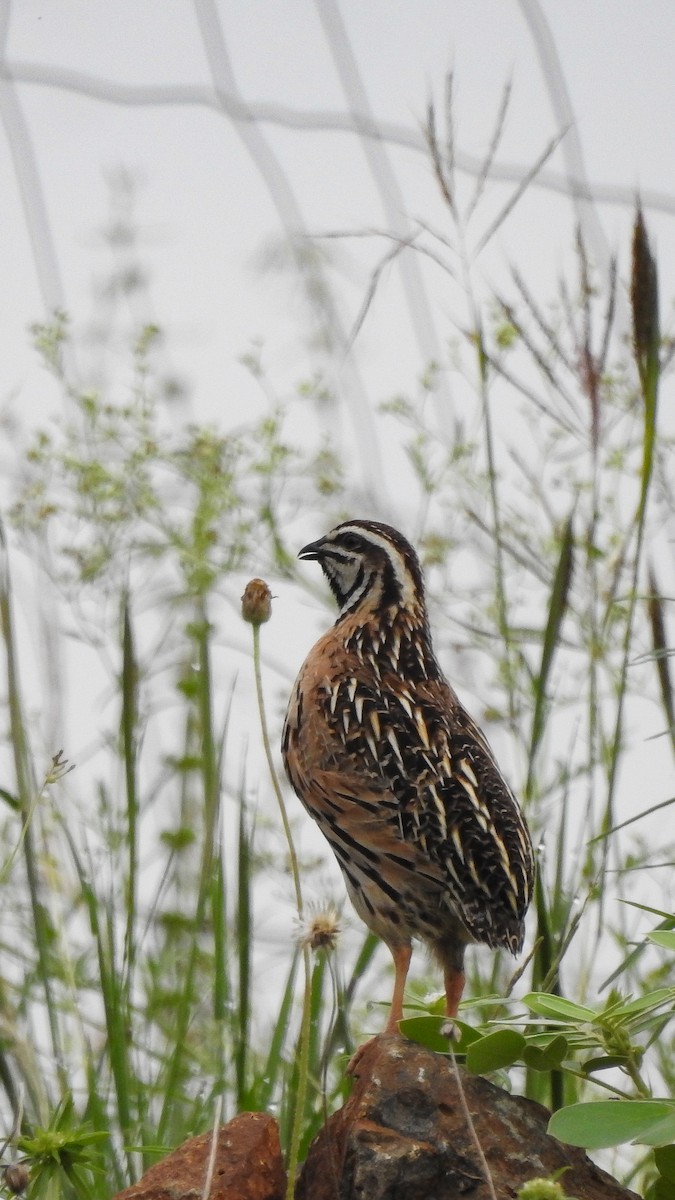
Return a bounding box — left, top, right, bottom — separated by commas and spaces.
298, 537, 326, 562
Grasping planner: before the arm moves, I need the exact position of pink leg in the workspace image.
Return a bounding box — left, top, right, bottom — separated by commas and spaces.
385, 942, 413, 1031
348, 942, 412, 1077
444, 965, 466, 1018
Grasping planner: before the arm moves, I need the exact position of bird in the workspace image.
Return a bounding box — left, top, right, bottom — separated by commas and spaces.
282, 519, 534, 1036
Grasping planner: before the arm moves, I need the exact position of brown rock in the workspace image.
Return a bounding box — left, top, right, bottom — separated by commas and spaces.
112, 1111, 286, 1200
297, 1034, 641, 1200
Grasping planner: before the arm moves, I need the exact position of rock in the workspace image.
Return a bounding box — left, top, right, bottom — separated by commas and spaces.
112, 1111, 286, 1200
297, 1034, 641, 1200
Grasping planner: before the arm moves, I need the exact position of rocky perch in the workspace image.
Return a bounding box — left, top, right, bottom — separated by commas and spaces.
113, 1034, 641, 1200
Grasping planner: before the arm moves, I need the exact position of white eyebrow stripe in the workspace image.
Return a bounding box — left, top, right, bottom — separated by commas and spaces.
334, 523, 418, 607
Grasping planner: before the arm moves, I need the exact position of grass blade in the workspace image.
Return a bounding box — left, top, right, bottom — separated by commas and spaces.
235, 787, 252, 1108
526, 514, 575, 793
121, 596, 139, 987
256, 953, 300, 1112
646, 564, 675, 758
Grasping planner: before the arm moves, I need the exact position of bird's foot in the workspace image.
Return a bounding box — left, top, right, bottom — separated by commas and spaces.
346, 1028, 405, 1076
346, 1035, 377, 1077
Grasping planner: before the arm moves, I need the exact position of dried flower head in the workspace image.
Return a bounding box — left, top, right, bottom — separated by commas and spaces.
241, 578, 272, 625
295, 903, 342, 953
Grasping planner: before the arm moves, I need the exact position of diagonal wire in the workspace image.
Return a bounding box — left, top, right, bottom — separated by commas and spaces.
516, 1, 616, 285
517, 0, 631, 344
315, 0, 453, 432
4, 60, 675, 219
192, 0, 388, 510
0, 2, 66, 316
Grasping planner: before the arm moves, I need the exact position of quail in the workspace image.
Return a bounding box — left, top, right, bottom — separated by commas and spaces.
282, 520, 534, 1031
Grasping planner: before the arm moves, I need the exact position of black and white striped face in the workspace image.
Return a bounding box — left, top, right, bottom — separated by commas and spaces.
298, 520, 425, 618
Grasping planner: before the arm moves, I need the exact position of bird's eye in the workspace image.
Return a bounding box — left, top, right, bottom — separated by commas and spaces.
340, 533, 362, 551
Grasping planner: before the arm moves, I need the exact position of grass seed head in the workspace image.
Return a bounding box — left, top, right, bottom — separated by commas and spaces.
295, 903, 342, 953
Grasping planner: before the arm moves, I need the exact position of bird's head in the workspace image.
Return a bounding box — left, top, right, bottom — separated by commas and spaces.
298, 519, 426, 620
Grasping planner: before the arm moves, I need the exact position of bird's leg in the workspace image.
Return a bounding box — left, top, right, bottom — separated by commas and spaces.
348, 941, 412, 1076
443, 964, 466, 1019
384, 941, 413, 1032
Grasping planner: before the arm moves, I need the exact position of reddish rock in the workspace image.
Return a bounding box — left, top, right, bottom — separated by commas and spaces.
112, 1112, 285, 1200
297, 1034, 641, 1200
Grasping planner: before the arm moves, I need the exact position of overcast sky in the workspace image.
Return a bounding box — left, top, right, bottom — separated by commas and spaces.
3, 1, 675, 428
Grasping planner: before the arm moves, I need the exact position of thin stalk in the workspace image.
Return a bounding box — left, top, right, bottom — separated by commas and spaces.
525, 513, 575, 798
476, 321, 518, 727
214, 688, 235, 1100
248, 612, 311, 1200
598, 211, 659, 904
201, 1094, 223, 1200
251, 624, 303, 914
427, 106, 520, 723
212, 841, 228, 1097
121, 597, 139, 999
257, 953, 300, 1111
235, 789, 252, 1107
322, 929, 379, 1064
448, 1048, 497, 1200
288, 955, 314, 1170
306, 954, 327, 1095
583, 437, 603, 967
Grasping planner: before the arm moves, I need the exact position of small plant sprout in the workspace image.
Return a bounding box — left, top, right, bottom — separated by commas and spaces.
517, 1179, 574, 1200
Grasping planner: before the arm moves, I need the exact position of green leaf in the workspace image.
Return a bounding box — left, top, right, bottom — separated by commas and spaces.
523, 993, 596, 1022
622, 901, 675, 920
399, 1016, 480, 1055
466, 1029, 526, 1074
650, 932, 675, 951
639, 1116, 675, 1148
609, 988, 675, 1017
649, 1175, 675, 1200
522, 1034, 568, 1071
0, 786, 19, 811
582, 1055, 630, 1075
655, 1146, 675, 1183
548, 1101, 675, 1149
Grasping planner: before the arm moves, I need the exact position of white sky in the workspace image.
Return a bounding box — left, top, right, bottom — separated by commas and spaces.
3, 1, 675, 423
